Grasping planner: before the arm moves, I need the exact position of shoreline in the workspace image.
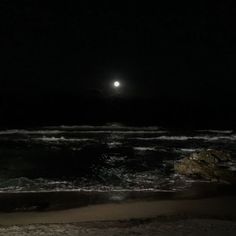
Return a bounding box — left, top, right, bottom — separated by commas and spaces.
0, 195, 236, 225
0, 182, 235, 212
1, 183, 236, 235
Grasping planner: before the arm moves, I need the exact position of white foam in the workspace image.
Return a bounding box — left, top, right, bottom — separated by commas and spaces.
197, 130, 233, 134
0, 130, 65, 135
0, 128, 167, 135
33, 137, 93, 142
72, 130, 168, 134
177, 148, 202, 153
133, 135, 236, 141
134, 147, 156, 151
0, 188, 176, 193
43, 125, 163, 131
107, 142, 122, 147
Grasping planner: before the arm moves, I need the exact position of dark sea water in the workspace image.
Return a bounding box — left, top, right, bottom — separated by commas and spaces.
0, 124, 236, 193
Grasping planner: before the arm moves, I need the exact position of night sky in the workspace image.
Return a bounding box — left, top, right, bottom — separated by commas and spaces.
0, 1, 236, 128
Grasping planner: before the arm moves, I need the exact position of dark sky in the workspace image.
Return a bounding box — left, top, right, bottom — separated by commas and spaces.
0, 1, 236, 127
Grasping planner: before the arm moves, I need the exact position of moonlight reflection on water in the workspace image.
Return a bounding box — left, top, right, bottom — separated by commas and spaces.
0, 126, 235, 192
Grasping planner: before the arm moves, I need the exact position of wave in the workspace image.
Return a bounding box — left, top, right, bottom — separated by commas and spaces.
175, 148, 203, 153
0, 127, 233, 136
107, 142, 122, 147
0, 177, 177, 193
0, 188, 175, 193
33, 136, 94, 142
0, 129, 66, 135
44, 125, 163, 131
133, 135, 236, 141
72, 130, 168, 134
133, 147, 156, 151
0, 129, 167, 135
197, 130, 233, 134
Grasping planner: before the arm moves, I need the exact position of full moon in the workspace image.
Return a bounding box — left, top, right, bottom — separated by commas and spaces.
114, 81, 120, 87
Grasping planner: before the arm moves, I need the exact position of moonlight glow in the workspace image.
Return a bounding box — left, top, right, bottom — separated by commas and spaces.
114, 81, 120, 88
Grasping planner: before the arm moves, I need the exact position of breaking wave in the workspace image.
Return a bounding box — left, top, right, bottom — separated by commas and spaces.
0, 125, 235, 193
133, 135, 236, 141
33, 137, 94, 142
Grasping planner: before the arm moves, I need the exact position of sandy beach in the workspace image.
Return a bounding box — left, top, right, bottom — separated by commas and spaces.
1, 219, 236, 236
0, 195, 236, 225
0, 192, 236, 235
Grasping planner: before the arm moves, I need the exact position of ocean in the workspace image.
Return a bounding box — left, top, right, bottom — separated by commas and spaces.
0, 124, 236, 193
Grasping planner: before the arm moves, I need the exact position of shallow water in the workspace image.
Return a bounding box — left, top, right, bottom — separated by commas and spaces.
0, 125, 236, 193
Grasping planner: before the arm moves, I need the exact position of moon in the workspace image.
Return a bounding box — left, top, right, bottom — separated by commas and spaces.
114, 81, 120, 88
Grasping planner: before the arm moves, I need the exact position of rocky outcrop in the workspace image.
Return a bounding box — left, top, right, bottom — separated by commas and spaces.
175, 150, 236, 183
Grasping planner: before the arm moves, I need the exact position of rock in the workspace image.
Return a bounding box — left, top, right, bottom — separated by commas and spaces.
175, 149, 236, 183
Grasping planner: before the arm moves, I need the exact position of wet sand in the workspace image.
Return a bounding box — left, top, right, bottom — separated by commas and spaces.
0, 182, 234, 212
0, 195, 236, 225
0, 183, 236, 235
